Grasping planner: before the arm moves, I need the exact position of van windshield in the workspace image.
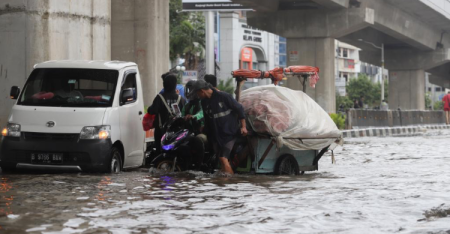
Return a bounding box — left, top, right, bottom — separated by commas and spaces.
18, 68, 119, 107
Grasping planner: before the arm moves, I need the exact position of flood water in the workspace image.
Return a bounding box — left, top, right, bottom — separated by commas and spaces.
0, 129, 449, 233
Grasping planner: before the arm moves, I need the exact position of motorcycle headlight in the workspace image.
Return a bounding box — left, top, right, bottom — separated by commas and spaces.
2, 123, 21, 138
162, 144, 175, 151
80, 126, 111, 140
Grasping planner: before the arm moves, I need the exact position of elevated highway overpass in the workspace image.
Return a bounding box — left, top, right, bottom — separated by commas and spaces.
232, 0, 450, 112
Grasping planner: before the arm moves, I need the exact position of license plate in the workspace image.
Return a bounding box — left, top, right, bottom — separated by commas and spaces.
31, 153, 63, 164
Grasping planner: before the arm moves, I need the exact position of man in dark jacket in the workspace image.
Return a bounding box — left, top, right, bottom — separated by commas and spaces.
148, 74, 185, 153
192, 80, 247, 175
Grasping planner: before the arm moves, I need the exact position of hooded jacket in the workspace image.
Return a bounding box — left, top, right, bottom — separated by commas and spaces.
148, 75, 185, 130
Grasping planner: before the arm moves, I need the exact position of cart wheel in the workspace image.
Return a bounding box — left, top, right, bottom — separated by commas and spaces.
274, 154, 300, 175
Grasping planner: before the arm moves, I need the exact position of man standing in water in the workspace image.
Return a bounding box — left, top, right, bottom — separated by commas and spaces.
192, 80, 247, 175
443, 91, 450, 125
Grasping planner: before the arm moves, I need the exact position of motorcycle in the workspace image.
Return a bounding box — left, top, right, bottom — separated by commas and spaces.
150, 117, 217, 173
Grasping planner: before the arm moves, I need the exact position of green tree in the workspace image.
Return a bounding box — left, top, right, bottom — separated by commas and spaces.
330, 113, 346, 130
373, 79, 389, 106
169, 0, 205, 70
434, 101, 444, 110
425, 92, 432, 109
336, 93, 353, 111
346, 74, 388, 108
217, 78, 235, 95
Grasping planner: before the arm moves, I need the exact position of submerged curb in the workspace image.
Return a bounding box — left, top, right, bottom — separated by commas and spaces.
342, 125, 450, 138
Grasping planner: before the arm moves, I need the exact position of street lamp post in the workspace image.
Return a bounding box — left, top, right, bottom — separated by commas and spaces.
358, 39, 385, 103
175, 65, 186, 84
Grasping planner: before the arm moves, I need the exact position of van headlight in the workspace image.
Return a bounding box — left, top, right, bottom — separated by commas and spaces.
2, 123, 21, 138
80, 126, 111, 140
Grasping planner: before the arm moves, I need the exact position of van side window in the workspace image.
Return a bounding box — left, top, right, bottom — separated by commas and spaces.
120, 72, 137, 105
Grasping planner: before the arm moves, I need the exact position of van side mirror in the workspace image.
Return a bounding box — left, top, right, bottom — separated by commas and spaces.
10, 86, 20, 100
120, 88, 135, 105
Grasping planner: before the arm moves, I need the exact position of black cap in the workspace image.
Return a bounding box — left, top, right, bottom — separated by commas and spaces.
191, 80, 211, 92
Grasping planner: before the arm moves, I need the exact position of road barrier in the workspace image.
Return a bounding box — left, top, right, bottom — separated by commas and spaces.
342, 125, 450, 138
346, 109, 446, 129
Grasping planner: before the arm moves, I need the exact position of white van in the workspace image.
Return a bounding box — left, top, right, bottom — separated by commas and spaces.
0, 61, 146, 172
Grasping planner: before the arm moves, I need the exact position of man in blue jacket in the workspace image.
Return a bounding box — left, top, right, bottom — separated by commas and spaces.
192, 80, 247, 175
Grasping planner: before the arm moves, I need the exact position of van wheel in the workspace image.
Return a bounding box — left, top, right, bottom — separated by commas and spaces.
274, 154, 300, 175
106, 147, 122, 173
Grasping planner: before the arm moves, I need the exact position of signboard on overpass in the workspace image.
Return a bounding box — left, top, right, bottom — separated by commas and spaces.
182, 0, 253, 11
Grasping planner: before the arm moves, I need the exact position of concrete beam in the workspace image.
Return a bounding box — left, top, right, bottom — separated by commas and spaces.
246, 7, 373, 39
382, 48, 450, 71
247, 0, 445, 52
231, 0, 279, 12
311, 0, 349, 8
429, 74, 450, 89
361, 0, 441, 51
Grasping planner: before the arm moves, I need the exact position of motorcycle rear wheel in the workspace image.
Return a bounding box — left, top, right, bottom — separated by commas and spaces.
157, 160, 182, 172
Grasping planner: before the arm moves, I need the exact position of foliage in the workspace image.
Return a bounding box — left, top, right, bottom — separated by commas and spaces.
425, 93, 432, 109
169, 0, 205, 70
217, 78, 235, 95
330, 113, 346, 130
336, 94, 353, 111
434, 101, 444, 110
346, 74, 388, 108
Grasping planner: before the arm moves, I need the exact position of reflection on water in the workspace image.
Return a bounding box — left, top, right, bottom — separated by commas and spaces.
0, 177, 13, 215
0, 131, 449, 233
95, 176, 112, 201
0, 177, 13, 231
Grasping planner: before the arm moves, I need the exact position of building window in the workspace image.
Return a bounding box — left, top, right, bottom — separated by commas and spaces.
436, 87, 441, 92
343, 73, 348, 82
253, 62, 258, 70
343, 49, 348, 58
242, 62, 250, 69
428, 87, 432, 92
279, 43, 286, 54
279, 55, 287, 67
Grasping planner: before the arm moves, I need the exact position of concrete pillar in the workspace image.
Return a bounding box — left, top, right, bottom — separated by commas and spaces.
204, 11, 215, 75
389, 70, 426, 110
218, 12, 240, 82
0, 0, 111, 129
111, 0, 169, 108
286, 38, 336, 113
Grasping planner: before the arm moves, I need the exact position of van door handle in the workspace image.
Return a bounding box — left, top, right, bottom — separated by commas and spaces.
139, 111, 143, 115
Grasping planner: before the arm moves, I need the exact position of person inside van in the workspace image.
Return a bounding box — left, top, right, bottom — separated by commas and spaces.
148, 74, 186, 153
53, 79, 83, 100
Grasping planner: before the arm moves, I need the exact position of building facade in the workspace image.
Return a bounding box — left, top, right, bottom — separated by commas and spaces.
216, 11, 284, 89
335, 41, 361, 96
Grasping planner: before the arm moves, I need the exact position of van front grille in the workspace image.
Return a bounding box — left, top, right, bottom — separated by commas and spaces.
22, 132, 79, 141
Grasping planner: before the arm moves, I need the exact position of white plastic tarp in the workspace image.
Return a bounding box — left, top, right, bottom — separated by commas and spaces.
240, 85, 343, 151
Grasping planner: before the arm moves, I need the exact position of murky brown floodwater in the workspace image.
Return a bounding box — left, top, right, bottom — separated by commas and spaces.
0, 129, 450, 234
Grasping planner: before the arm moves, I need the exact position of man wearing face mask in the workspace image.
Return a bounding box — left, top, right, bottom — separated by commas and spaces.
191, 80, 247, 175
148, 74, 185, 153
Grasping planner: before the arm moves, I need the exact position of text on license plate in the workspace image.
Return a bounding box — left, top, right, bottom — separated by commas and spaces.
31, 153, 63, 162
